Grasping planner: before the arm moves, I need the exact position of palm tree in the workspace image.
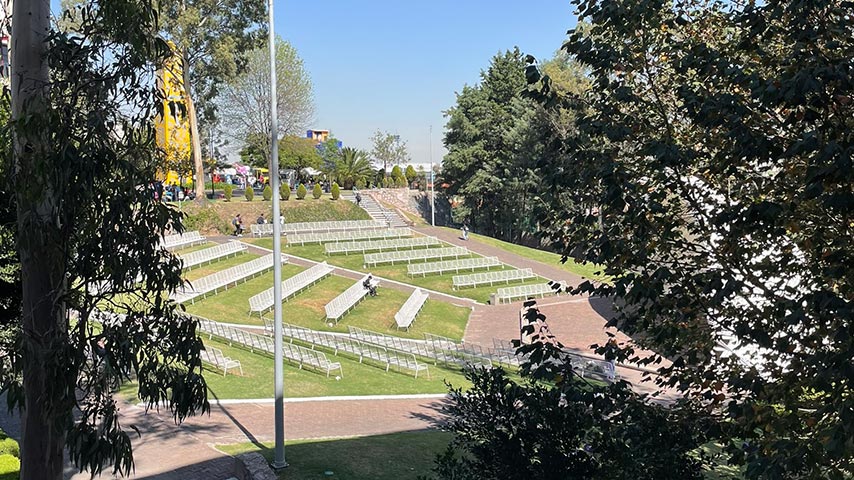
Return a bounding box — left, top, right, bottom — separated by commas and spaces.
332, 147, 374, 189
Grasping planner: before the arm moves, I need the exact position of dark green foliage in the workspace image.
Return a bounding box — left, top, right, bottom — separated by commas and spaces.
355, 177, 366, 189
429, 305, 707, 480
521, 0, 854, 478
244, 186, 254, 202
391, 165, 403, 180
330, 183, 340, 200
312, 183, 322, 199
332, 147, 372, 189
223, 184, 233, 201
296, 184, 307, 200
405, 165, 417, 184
280, 183, 290, 201
262, 185, 272, 201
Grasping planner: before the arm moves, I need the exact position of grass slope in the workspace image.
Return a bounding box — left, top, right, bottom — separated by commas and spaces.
218, 431, 453, 480
178, 195, 371, 235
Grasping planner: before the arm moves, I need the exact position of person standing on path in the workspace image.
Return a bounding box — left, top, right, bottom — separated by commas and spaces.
461, 222, 469, 240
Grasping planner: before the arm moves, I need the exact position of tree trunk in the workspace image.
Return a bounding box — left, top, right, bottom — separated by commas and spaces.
182, 51, 206, 201
12, 0, 69, 478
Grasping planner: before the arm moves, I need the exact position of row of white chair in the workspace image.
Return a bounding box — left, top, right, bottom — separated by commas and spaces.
179, 241, 247, 270
394, 289, 428, 330
248, 262, 334, 315
251, 220, 386, 237
194, 315, 342, 378
324, 274, 379, 322
407, 256, 501, 277
199, 347, 243, 376
161, 231, 206, 250
287, 228, 412, 246
364, 247, 469, 267
495, 282, 563, 304
171, 254, 286, 304
325, 236, 439, 255
452, 268, 536, 289
268, 321, 429, 378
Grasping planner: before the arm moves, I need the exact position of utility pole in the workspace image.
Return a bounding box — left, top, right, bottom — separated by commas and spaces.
429, 125, 435, 227
269, 0, 287, 470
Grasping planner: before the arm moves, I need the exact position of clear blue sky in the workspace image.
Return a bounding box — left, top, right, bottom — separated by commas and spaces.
277, 0, 578, 166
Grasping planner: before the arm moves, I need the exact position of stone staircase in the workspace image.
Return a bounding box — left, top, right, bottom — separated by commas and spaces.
343, 190, 409, 228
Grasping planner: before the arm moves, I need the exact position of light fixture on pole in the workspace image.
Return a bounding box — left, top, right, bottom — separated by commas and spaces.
268, 0, 287, 470
429, 125, 435, 227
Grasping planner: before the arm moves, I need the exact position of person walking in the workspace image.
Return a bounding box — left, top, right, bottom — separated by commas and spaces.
232, 214, 244, 237
355, 192, 362, 207
461, 222, 469, 241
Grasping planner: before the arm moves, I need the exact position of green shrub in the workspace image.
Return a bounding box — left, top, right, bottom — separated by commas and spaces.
382, 177, 392, 188
331, 182, 340, 200
296, 184, 307, 200
312, 184, 322, 199
0, 454, 20, 479
355, 177, 366, 189
391, 165, 403, 179
280, 183, 291, 201
0, 439, 18, 458
395, 176, 407, 188
244, 187, 254, 202
223, 184, 233, 201
262, 185, 273, 201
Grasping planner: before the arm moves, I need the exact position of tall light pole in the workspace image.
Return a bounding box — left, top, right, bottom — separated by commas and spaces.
429, 125, 435, 227
268, 0, 287, 470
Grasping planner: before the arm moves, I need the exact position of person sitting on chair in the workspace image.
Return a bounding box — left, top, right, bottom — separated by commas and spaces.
363, 274, 378, 297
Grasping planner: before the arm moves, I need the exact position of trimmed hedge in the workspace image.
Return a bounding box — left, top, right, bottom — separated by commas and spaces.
223, 184, 233, 201
262, 185, 273, 201
331, 182, 340, 200
296, 184, 307, 200
244, 187, 254, 202
312, 184, 322, 199
280, 183, 290, 201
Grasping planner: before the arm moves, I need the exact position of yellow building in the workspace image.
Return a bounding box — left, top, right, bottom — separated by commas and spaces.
155, 44, 191, 185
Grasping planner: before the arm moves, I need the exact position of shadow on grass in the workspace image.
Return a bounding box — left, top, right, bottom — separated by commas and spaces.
220, 429, 453, 480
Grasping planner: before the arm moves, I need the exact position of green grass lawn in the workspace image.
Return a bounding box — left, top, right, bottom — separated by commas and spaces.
182, 251, 256, 282
249, 238, 545, 303
218, 430, 452, 480
184, 269, 470, 341
442, 227, 611, 283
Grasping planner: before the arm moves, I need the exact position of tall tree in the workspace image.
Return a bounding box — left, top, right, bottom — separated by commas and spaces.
442, 48, 544, 242
278, 135, 322, 182
317, 136, 343, 173
522, 0, 854, 477
8, 0, 208, 478
217, 36, 314, 169
370, 130, 409, 176
159, 0, 266, 200
331, 147, 373, 190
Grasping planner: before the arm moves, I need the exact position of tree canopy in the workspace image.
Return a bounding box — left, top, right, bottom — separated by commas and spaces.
6, 0, 209, 477
278, 135, 322, 181
518, 0, 854, 477
370, 130, 409, 176
332, 147, 373, 190
217, 36, 314, 167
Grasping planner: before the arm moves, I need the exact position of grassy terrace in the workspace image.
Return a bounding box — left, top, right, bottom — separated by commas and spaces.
248, 238, 547, 304
183, 267, 470, 341
219, 431, 453, 480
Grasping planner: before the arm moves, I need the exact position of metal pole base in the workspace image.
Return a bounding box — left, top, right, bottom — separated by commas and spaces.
270, 460, 289, 472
